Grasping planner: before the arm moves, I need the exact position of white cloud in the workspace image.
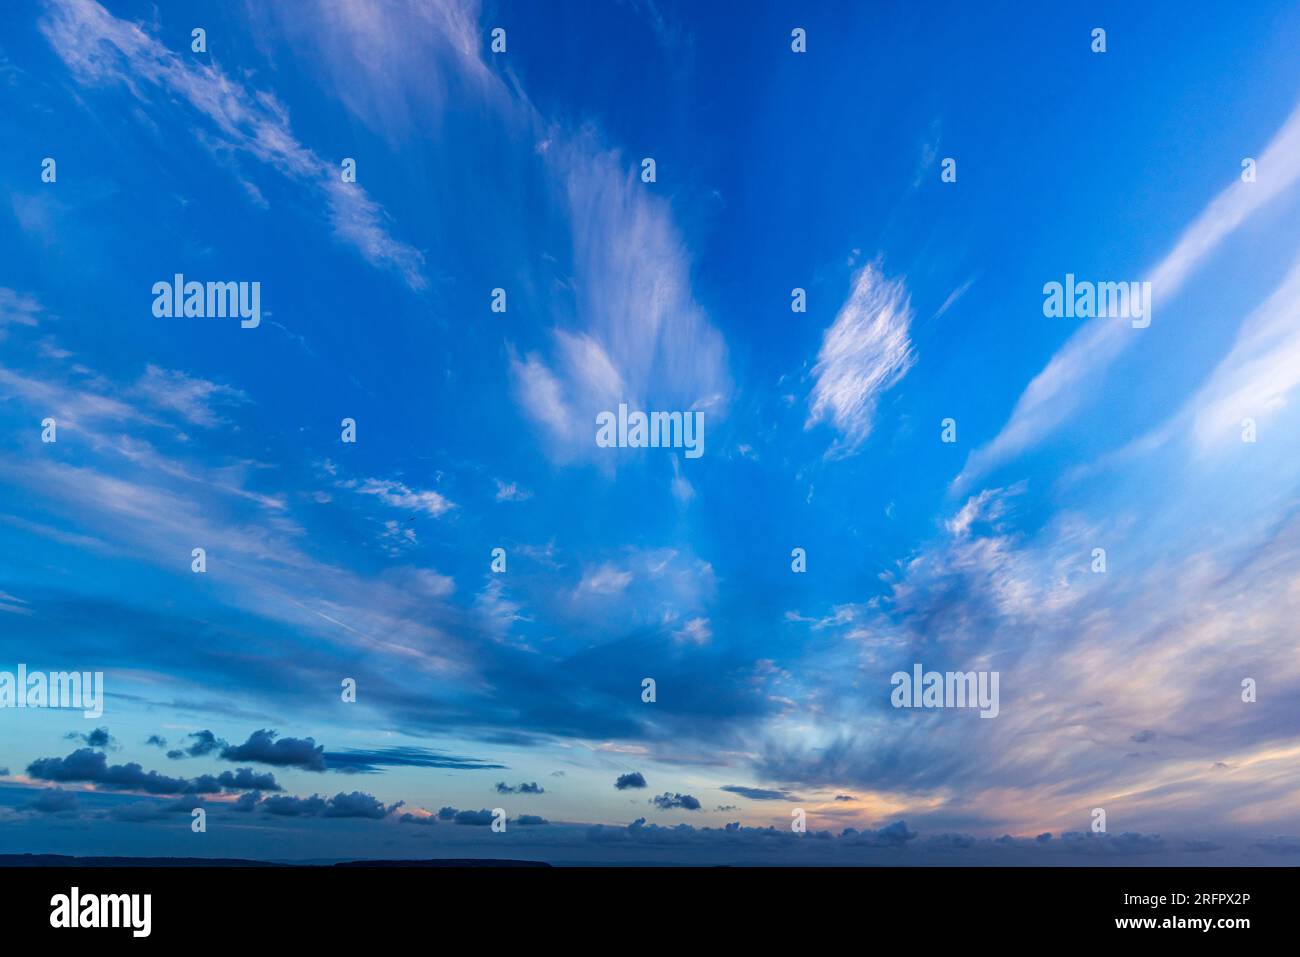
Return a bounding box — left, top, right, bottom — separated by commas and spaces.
132, 365, 248, 428
575, 563, 634, 596
1187, 255, 1300, 447
958, 100, 1300, 486
670, 454, 694, 505
495, 479, 533, 502
347, 478, 454, 517
806, 263, 915, 456
39, 0, 426, 289
672, 617, 711, 645
0, 288, 42, 328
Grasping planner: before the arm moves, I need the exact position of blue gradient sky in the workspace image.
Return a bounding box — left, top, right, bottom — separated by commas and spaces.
2, 0, 1300, 864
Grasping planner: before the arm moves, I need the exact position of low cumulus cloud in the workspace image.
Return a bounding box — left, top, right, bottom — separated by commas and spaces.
21, 788, 80, 815
438, 807, 496, 826
495, 781, 544, 795
64, 726, 115, 749
614, 772, 646, 790
221, 729, 326, 771
257, 791, 396, 819
651, 792, 701, 811
26, 748, 281, 795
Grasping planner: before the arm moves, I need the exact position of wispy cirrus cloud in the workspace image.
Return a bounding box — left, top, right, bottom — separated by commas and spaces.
344, 478, 455, 517
806, 262, 915, 457
38, 0, 426, 289
958, 99, 1300, 486
0, 287, 43, 329
131, 365, 248, 428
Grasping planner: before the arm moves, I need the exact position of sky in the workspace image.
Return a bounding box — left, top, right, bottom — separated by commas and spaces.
2, 0, 1300, 865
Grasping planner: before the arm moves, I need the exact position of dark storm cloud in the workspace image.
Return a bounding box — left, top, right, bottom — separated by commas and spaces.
221, 729, 326, 771
614, 772, 646, 790
651, 792, 701, 811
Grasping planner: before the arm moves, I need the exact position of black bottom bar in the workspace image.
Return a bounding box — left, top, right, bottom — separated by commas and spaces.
0, 865, 1288, 942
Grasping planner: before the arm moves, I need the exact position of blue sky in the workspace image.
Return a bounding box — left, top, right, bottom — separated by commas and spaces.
2, 0, 1300, 864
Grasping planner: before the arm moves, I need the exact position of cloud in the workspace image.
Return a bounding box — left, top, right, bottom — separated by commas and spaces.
672, 617, 711, 645
174, 730, 225, 758
22, 789, 80, 815
131, 365, 248, 429
324, 747, 506, 774
144, 735, 167, 748
26, 748, 278, 795
514, 814, 549, 827
1185, 255, 1300, 448
220, 730, 327, 771
839, 821, 917, 847
256, 791, 397, 818
614, 772, 646, 790
511, 140, 731, 462
398, 810, 438, 826
217, 768, 281, 792
448, 808, 496, 826
0, 287, 43, 328
322, 791, 396, 819
651, 792, 701, 811
1253, 836, 1300, 855
959, 99, 1300, 485
260, 794, 328, 817
495, 782, 545, 794
38, 0, 426, 288
806, 262, 915, 456
495, 480, 532, 502
65, 726, 114, 749
575, 563, 633, 596
346, 478, 454, 517
720, 785, 799, 802
109, 798, 197, 822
